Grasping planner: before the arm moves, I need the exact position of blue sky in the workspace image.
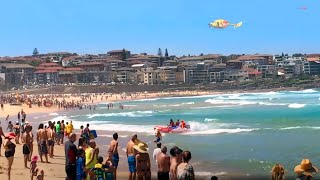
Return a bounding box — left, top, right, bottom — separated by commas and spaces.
0, 0, 319, 56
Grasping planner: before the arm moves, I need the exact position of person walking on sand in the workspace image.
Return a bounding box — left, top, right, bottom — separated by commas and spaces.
108, 132, 119, 180
36, 123, 49, 163
22, 125, 32, 169
3, 132, 16, 180
65, 133, 77, 180
0, 121, 5, 156
157, 146, 170, 180
126, 134, 138, 180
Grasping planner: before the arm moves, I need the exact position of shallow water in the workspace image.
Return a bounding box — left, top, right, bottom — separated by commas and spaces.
48, 89, 320, 178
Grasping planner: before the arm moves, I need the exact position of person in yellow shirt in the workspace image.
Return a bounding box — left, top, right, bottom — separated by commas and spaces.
65, 121, 74, 138
85, 140, 99, 180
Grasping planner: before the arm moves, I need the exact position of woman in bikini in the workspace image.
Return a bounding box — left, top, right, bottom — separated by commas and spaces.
3, 132, 17, 180
133, 143, 151, 180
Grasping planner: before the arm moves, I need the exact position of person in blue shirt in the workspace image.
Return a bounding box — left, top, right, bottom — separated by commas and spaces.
76, 148, 87, 180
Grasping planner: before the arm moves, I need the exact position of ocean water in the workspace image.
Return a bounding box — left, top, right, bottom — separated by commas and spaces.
49, 89, 320, 178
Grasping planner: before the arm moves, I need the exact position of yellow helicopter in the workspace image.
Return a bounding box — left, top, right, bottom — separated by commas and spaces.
209, 19, 243, 29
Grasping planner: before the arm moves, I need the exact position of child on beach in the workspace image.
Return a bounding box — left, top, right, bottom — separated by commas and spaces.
92, 156, 114, 180
7, 121, 13, 132
30, 156, 44, 180
76, 148, 87, 180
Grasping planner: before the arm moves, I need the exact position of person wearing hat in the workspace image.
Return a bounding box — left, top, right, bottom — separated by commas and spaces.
294, 159, 319, 180
133, 142, 151, 180
3, 132, 16, 180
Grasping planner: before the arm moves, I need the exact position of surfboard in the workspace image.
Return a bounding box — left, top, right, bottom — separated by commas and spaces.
89, 130, 98, 139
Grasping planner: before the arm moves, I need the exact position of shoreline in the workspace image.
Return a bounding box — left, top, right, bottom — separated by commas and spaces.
0, 85, 307, 120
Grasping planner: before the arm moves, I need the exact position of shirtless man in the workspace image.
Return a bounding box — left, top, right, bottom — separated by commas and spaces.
157, 146, 170, 180
22, 125, 32, 168
169, 146, 183, 180
108, 132, 119, 180
36, 123, 49, 163
47, 122, 55, 158
126, 134, 137, 180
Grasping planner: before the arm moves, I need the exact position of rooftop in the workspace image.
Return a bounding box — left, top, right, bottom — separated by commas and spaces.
0, 63, 34, 69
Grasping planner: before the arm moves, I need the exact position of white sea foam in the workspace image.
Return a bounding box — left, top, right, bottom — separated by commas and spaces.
133, 98, 159, 102
184, 128, 258, 135
258, 102, 287, 106
49, 113, 59, 116
288, 103, 306, 109
204, 118, 219, 122
290, 89, 318, 93
87, 111, 154, 118
280, 126, 320, 130
205, 99, 257, 105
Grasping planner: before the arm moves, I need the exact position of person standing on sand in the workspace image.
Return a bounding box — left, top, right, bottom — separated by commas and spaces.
7, 121, 13, 132
3, 132, 16, 180
157, 146, 170, 180
177, 151, 195, 180
47, 122, 56, 158
22, 125, 32, 168
85, 140, 99, 180
0, 121, 5, 156
61, 120, 66, 144
134, 142, 151, 180
152, 142, 162, 166
65, 133, 77, 180
28, 126, 35, 161
13, 121, 20, 144
55, 121, 62, 145
170, 146, 183, 180
36, 123, 49, 163
126, 134, 138, 180
108, 132, 119, 180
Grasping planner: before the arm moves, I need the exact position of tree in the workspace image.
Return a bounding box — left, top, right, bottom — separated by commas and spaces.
121, 48, 127, 60
33, 48, 39, 55
157, 48, 163, 57
165, 48, 169, 59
